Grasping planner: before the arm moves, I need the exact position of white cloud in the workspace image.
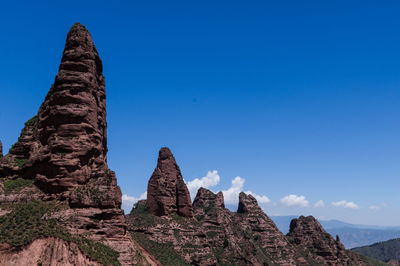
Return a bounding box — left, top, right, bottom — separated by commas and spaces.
222, 176, 245, 205
331, 200, 359, 209
280, 194, 309, 207
368, 205, 381, 211
186, 170, 220, 199
122, 192, 147, 213
314, 200, 325, 208
245, 191, 271, 204
219, 176, 271, 206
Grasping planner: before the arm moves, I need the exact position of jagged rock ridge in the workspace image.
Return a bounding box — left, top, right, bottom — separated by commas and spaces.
128, 149, 381, 265
147, 147, 193, 217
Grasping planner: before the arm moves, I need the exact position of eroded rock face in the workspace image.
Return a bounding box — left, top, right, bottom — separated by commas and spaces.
147, 147, 193, 217
233, 192, 305, 265
0, 23, 143, 265
0, 237, 101, 266
31, 23, 107, 193
129, 188, 311, 265
287, 215, 363, 265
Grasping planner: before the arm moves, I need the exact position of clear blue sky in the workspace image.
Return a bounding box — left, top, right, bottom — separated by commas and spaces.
1, 0, 399, 226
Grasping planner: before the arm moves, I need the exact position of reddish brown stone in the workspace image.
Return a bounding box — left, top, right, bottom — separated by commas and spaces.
287, 215, 364, 265
146, 147, 193, 217
28, 23, 108, 193
0, 23, 143, 265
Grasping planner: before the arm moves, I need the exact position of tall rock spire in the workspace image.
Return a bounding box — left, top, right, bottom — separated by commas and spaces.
32, 23, 108, 192
0, 23, 145, 265
147, 147, 193, 217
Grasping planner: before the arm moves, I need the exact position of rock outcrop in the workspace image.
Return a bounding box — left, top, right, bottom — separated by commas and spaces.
287, 215, 364, 265
34, 22, 107, 193
0, 140, 2, 158
0, 237, 102, 266
147, 147, 193, 217
129, 187, 312, 265
0, 23, 145, 265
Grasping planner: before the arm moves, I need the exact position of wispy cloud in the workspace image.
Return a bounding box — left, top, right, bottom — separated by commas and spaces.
368, 205, 381, 211
314, 200, 325, 208
280, 194, 309, 207
332, 200, 359, 209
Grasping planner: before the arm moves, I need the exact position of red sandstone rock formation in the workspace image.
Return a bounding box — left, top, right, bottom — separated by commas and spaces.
0, 238, 102, 266
287, 215, 364, 265
0, 23, 145, 265
34, 23, 108, 193
129, 188, 311, 265
146, 147, 193, 217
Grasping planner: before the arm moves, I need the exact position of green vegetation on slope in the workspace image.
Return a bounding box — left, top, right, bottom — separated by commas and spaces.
0, 201, 120, 266
3, 178, 33, 194
357, 253, 389, 266
352, 238, 400, 263
131, 231, 188, 266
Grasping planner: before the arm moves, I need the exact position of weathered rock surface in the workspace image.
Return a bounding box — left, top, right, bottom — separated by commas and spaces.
34, 23, 108, 193
147, 147, 193, 217
287, 215, 365, 265
129, 187, 311, 265
129, 186, 380, 265
0, 237, 101, 266
0, 23, 145, 265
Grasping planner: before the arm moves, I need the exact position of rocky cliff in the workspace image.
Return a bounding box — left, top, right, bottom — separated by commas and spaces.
127, 149, 311, 265
127, 148, 385, 265
287, 215, 370, 265
0, 23, 149, 266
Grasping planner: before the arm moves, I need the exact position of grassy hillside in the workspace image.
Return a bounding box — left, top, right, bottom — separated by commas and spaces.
352, 238, 400, 263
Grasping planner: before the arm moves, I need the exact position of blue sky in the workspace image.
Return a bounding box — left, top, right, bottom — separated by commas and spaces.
1, 0, 399, 226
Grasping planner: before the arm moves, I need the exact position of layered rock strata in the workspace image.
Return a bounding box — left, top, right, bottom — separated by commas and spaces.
129, 185, 312, 265
147, 147, 193, 217
0, 23, 144, 265
287, 215, 365, 265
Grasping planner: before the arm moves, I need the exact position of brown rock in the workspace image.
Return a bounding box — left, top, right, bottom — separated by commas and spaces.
0, 237, 102, 266
129, 188, 310, 265
146, 147, 193, 217
0, 23, 145, 265
30, 23, 108, 193
287, 215, 364, 265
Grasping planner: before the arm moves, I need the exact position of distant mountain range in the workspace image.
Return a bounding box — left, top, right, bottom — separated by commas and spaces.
352, 238, 400, 263
270, 215, 400, 249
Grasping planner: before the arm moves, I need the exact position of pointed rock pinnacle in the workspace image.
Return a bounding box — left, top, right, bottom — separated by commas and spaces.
147, 147, 193, 217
